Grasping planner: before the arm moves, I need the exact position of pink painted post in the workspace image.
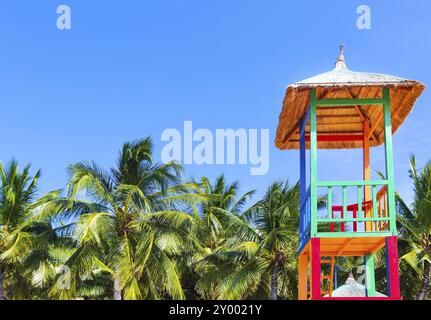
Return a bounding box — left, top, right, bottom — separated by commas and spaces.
353, 208, 357, 232
311, 238, 321, 300
341, 209, 345, 232
386, 236, 401, 299
330, 208, 334, 232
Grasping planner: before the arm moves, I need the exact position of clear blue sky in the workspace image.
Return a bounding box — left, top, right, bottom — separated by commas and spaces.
0, 0, 429, 206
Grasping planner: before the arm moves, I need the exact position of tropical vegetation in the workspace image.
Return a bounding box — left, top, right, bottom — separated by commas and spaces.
0, 138, 429, 300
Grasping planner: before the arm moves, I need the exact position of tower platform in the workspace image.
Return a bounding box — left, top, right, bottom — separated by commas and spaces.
299, 236, 387, 257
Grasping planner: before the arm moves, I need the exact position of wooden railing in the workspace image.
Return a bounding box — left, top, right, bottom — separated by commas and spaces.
316, 180, 392, 236
299, 186, 311, 250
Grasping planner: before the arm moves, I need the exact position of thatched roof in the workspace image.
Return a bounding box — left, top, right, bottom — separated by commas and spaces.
275, 46, 425, 150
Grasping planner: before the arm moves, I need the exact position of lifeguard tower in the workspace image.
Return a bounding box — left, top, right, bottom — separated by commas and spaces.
275, 46, 424, 300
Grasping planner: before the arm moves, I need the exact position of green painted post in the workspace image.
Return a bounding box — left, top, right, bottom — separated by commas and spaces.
364, 254, 376, 297
342, 186, 347, 231
327, 187, 332, 218
357, 186, 363, 231
310, 89, 318, 237
317, 98, 385, 107
317, 180, 388, 187
372, 186, 378, 231
383, 88, 397, 235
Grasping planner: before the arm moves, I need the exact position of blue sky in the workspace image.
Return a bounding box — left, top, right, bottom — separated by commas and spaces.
0, 0, 429, 206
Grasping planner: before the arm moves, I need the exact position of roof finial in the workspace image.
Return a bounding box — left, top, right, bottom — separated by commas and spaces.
335, 44, 347, 69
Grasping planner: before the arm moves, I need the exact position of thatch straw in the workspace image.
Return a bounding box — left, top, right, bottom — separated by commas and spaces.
275, 49, 425, 150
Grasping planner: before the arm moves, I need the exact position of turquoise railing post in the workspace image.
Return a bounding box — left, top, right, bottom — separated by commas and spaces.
310, 89, 318, 237
383, 87, 397, 235
365, 254, 376, 297
315, 180, 391, 237
357, 186, 363, 230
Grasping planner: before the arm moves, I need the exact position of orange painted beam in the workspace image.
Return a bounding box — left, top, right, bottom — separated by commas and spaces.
298, 254, 308, 300
363, 120, 372, 231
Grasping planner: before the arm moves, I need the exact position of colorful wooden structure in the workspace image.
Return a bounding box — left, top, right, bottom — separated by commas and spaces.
275, 46, 425, 300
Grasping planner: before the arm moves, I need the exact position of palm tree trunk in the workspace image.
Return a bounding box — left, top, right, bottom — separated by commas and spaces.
0, 264, 5, 300
271, 261, 279, 300
113, 276, 122, 300
417, 261, 430, 300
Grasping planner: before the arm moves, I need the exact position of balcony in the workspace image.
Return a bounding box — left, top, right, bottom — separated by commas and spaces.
299, 180, 396, 255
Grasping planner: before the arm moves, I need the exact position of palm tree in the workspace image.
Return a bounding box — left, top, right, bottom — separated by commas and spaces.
199, 181, 300, 300
0, 160, 63, 299
396, 156, 431, 300
187, 175, 255, 299
243, 181, 300, 300
209, 180, 326, 300
52, 137, 200, 300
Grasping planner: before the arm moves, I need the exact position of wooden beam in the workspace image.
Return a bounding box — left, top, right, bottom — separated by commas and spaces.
282, 126, 299, 143
310, 89, 318, 237
299, 114, 307, 248
345, 86, 366, 122
369, 87, 413, 141
317, 114, 362, 119
305, 121, 364, 127
365, 254, 377, 297
364, 120, 372, 232
368, 112, 384, 139
298, 254, 308, 300
317, 180, 389, 187
317, 98, 385, 107
342, 87, 379, 142
336, 238, 355, 256
305, 134, 364, 142
311, 238, 321, 300
386, 236, 401, 299
368, 239, 386, 253
383, 87, 397, 235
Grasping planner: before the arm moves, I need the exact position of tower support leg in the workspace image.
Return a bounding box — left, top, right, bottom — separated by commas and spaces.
386, 236, 401, 299
364, 254, 376, 297
298, 254, 308, 300
310, 238, 321, 299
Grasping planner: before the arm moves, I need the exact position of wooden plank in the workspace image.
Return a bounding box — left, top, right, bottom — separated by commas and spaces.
329, 257, 335, 297
383, 88, 397, 235
305, 134, 364, 142
386, 236, 401, 299
368, 112, 384, 139
311, 238, 321, 300
298, 254, 308, 300
357, 186, 363, 233
320, 259, 332, 264
372, 186, 378, 232
299, 114, 307, 244
368, 239, 386, 253
341, 88, 378, 142
317, 231, 393, 238
317, 217, 389, 223
336, 238, 355, 255
310, 89, 318, 237
317, 98, 385, 107
342, 187, 347, 232
365, 254, 376, 297
317, 180, 388, 187
281, 126, 299, 144
328, 187, 334, 232
321, 237, 384, 245
300, 107, 311, 137
363, 120, 372, 232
